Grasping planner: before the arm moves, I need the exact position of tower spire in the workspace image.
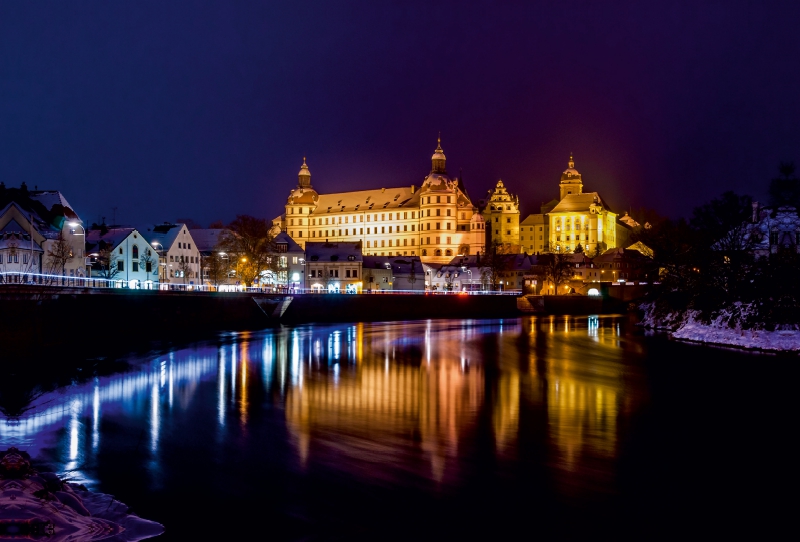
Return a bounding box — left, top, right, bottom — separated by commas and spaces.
568, 153, 574, 169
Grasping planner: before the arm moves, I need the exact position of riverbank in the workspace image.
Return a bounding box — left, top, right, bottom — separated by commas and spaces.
639, 300, 800, 352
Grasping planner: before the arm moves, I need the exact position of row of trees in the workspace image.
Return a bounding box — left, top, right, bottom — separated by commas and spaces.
634, 164, 800, 328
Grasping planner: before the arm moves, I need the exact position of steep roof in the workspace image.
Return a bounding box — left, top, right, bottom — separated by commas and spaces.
190, 228, 228, 253
138, 223, 187, 251
0, 219, 42, 251
29, 191, 81, 222
273, 231, 303, 253
550, 192, 613, 214
85, 228, 141, 253
311, 187, 421, 214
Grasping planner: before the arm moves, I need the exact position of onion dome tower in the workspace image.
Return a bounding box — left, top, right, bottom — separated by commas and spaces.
559, 154, 583, 200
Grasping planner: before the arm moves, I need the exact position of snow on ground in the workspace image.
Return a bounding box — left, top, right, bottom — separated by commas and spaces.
639, 301, 800, 352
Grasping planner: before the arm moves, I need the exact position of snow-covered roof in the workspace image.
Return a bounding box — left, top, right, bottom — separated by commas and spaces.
29, 191, 81, 222
191, 228, 228, 253
85, 228, 142, 253
304, 241, 363, 262
138, 223, 187, 251
550, 192, 613, 214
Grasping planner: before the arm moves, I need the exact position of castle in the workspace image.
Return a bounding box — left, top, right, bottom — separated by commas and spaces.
274, 138, 486, 264
275, 140, 636, 260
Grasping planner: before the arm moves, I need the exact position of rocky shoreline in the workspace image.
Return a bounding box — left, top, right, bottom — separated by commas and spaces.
0, 448, 163, 541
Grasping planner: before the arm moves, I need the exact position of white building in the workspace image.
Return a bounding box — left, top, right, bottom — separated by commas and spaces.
0, 184, 87, 280
140, 223, 201, 285
85, 227, 160, 288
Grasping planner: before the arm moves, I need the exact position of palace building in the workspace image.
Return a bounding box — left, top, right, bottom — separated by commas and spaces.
480, 179, 521, 251
520, 155, 633, 255
275, 138, 486, 264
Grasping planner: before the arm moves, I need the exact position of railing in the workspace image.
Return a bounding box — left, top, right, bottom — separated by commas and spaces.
0, 272, 521, 295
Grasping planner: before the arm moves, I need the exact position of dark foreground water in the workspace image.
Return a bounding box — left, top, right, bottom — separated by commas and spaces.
2, 316, 795, 540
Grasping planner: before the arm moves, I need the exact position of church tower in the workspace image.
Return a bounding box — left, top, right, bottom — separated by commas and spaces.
559, 154, 583, 200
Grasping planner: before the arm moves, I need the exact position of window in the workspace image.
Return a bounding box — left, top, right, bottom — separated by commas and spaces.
346, 269, 351, 278
389, 226, 393, 233
133, 262, 139, 272
352, 269, 358, 278
495, 218, 498, 222
447, 196, 451, 203
23, 253, 28, 264
119, 248, 123, 255
446, 223, 451, 230
292, 257, 298, 264
506, 218, 511, 223
446, 209, 451, 216
436, 222, 440, 229
118, 261, 124, 271
506, 231, 510, 235
437, 196, 441, 203
446, 237, 451, 244
170, 255, 174, 262
436, 209, 441, 216
445, 249, 452, 256
146, 261, 152, 273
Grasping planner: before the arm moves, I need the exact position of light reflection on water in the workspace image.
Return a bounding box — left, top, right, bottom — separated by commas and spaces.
1, 317, 633, 488
1, 316, 698, 538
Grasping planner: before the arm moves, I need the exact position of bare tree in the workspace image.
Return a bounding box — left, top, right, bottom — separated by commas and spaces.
177, 256, 193, 285
218, 215, 277, 287
543, 247, 572, 295
406, 259, 418, 290
139, 248, 156, 279
479, 240, 513, 291
46, 233, 74, 278
95, 247, 119, 280
205, 252, 230, 290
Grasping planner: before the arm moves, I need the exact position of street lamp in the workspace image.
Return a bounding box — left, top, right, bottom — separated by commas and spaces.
151, 241, 166, 284
68, 221, 88, 284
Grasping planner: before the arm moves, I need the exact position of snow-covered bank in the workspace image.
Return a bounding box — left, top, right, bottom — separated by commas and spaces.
639, 301, 800, 352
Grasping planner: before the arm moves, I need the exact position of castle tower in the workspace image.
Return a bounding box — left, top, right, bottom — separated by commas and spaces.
559, 154, 583, 200
480, 179, 521, 251
419, 136, 461, 263
284, 157, 318, 248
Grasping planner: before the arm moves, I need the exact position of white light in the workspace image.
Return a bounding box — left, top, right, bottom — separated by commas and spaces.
68, 222, 79, 227
291, 273, 300, 281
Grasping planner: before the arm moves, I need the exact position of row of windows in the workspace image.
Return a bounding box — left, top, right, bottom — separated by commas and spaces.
177, 242, 191, 250
366, 239, 416, 248
423, 196, 453, 204
169, 255, 198, 263
556, 234, 589, 242
292, 209, 473, 227
3, 253, 30, 264
493, 217, 515, 223
522, 226, 545, 232
308, 269, 359, 278
116, 261, 153, 273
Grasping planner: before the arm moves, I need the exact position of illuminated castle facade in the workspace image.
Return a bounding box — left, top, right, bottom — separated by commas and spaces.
276, 138, 486, 264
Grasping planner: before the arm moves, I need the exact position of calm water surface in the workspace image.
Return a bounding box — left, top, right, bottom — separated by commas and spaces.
2, 316, 795, 540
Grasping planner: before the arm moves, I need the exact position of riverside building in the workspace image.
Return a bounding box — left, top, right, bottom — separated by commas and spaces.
275, 138, 486, 264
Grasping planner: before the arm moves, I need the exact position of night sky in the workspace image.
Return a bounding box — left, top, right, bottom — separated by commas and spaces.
2, 1, 799, 227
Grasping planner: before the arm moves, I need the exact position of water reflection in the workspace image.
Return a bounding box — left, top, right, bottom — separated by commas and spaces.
0, 316, 643, 524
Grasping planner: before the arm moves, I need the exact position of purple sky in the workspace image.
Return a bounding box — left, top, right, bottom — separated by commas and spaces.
2, 1, 799, 226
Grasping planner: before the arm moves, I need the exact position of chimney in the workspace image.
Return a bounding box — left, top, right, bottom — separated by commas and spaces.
752, 201, 759, 223
411, 185, 416, 193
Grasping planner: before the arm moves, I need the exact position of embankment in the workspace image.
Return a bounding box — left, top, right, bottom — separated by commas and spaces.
280, 293, 520, 323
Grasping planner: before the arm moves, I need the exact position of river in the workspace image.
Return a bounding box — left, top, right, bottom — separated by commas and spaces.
1, 316, 794, 540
